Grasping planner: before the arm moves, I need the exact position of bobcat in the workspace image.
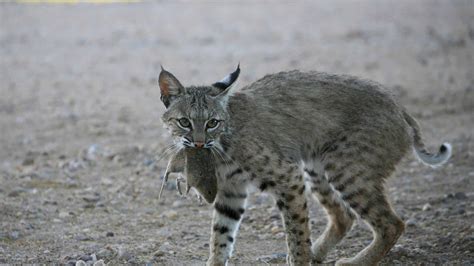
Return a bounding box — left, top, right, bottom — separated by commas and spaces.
158, 65, 451, 266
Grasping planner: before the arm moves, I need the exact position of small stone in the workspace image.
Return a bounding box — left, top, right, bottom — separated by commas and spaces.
59, 211, 70, 218
75, 235, 93, 241
86, 144, 100, 160
118, 247, 132, 261
43, 250, 50, 254
22, 157, 35, 166
96, 248, 114, 259
162, 210, 178, 220
9, 231, 20, 240
153, 250, 165, 257
75, 260, 87, 266
454, 192, 467, 200
275, 232, 285, 239
271, 226, 281, 234
422, 203, 432, 211
82, 194, 100, 203
172, 200, 187, 208
93, 260, 105, 266
406, 218, 417, 227
8, 188, 26, 197
79, 255, 92, 261
106, 232, 114, 237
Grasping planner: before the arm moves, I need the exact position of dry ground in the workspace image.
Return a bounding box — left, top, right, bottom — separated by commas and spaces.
1, 1, 473, 265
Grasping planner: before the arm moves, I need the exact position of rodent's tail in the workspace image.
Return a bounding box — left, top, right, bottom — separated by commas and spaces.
403, 110, 452, 167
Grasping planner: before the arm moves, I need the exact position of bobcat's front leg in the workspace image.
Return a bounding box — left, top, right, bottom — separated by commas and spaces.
207, 174, 247, 266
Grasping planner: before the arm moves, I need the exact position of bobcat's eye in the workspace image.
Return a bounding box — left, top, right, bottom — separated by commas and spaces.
177, 118, 191, 129
206, 119, 220, 129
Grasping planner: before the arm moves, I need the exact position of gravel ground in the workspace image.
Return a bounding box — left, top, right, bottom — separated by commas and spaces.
1, 1, 473, 265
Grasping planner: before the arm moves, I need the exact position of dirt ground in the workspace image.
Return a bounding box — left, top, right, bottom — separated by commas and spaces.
1, 1, 473, 265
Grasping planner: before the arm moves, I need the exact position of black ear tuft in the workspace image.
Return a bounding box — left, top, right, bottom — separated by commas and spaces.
212, 64, 240, 92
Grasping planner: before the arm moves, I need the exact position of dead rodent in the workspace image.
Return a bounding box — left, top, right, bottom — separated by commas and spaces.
159, 148, 217, 204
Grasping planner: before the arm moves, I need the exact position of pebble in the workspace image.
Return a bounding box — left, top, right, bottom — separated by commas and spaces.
9, 231, 20, 240
82, 194, 101, 203
153, 250, 165, 257
96, 247, 114, 259
22, 157, 35, 166
75, 260, 87, 266
75, 235, 93, 241
59, 211, 70, 218
271, 226, 281, 234
79, 255, 92, 261
93, 260, 105, 266
86, 144, 100, 161
445, 192, 467, 200
117, 247, 133, 261
162, 210, 178, 220
406, 218, 417, 227
8, 188, 27, 197
172, 200, 187, 208
422, 203, 432, 211
106, 232, 114, 237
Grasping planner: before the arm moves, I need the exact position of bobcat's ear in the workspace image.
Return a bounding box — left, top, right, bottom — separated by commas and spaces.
159, 67, 185, 108
212, 63, 240, 95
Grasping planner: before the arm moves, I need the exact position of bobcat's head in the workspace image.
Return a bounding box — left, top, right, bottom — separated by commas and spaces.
159, 65, 239, 150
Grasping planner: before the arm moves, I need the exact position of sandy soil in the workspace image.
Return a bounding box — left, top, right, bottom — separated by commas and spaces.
1, 1, 473, 264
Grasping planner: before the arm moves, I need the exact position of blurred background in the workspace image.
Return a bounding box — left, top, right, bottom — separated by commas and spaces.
0, 0, 473, 264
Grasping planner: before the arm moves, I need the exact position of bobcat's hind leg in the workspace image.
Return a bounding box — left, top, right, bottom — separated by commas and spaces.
304, 161, 354, 263
327, 168, 404, 266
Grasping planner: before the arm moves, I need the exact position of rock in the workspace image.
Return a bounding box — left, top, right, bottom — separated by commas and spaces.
406, 218, 417, 227
75, 235, 93, 241
22, 157, 35, 166
86, 144, 101, 161
96, 247, 115, 260
9, 231, 20, 240
79, 255, 92, 261
59, 211, 70, 218
422, 203, 432, 211
66, 260, 77, 265
8, 188, 27, 197
153, 250, 165, 257
93, 260, 105, 266
162, 210, 178, 220
445, 192, 467, 200
117, 247, 132, 261
172, 200, 187, 208
75, 260, 87, 266
454, 192, 467, 200
271, 226, 281, 235
106, 232, 114, 237
82, 194, 100, 203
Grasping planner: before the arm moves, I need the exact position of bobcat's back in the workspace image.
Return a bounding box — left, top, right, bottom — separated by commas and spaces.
228, 70, 412, 162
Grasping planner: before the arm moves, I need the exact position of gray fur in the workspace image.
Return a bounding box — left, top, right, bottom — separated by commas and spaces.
159, 68, 451, 266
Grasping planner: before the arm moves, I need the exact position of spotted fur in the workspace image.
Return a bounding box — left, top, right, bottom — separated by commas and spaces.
159, 67, 452, 266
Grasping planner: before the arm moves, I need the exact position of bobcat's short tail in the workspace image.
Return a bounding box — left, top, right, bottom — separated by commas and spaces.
403, 110, 452, 167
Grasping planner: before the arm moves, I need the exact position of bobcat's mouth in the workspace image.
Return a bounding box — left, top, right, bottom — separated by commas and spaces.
181, 137, 215, 149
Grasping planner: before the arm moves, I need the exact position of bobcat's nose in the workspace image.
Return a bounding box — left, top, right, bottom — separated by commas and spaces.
194, 141, 205, 148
